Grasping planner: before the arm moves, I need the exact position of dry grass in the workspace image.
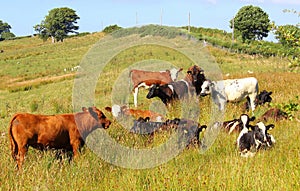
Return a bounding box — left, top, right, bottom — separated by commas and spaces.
0, 32, 299, 190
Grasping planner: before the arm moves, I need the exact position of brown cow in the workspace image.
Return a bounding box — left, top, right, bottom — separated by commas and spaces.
186, 65, 206, 95
130, 68, 183, 107
259, 108, 288, 122
8, 106, 111, 169
105, 104, 164, 122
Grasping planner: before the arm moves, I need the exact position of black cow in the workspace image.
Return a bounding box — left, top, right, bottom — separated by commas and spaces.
130, 117, 206, 147
245, 90, 273, 111
146, 80, 191, 106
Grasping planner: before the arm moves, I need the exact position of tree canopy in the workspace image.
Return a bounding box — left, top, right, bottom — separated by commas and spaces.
34, 7, 80, 43
230, 5, 271, 42
0, 20, 15, 40
275, 25, 300, 47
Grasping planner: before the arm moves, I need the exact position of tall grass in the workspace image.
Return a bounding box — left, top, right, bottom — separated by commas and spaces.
0, 31, 299, 190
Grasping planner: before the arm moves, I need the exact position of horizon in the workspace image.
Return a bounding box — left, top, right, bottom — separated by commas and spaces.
0, 0, 299, 42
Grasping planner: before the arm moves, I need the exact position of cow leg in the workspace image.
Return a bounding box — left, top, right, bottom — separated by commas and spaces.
16, 144, 28, 170
70, 139, 81, 159
133, 87, 139, 107
248, 95, 256, 111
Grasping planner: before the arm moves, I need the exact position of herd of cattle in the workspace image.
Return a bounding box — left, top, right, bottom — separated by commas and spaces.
8, 65, 288, 170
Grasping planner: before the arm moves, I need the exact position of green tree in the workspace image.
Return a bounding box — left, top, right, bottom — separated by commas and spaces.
274, 9, 300, 71
230, 5, 271, 42
275, 25, 300, 47
0, 20, 15, 40
34, 7, 80, 43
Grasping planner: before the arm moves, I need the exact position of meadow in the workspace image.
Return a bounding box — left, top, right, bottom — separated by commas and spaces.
0, 30, 299, 190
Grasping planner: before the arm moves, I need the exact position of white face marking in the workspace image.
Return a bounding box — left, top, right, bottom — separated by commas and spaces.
256, 122, 267, 141
111, 104, 121, 117
169, 68, 180, 81
200, 80, 211, 94
240, 114, 249, 127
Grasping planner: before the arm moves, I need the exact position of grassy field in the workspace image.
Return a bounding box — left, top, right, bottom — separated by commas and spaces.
0, 31, 299, 190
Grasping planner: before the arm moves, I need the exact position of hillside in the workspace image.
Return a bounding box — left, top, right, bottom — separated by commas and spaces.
0, 27, 299, 190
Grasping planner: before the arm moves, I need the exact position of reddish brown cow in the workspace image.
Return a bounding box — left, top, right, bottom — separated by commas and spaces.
105, 104, 164, 122
186, 65, 206, 95
130, 68, 183, 107
259, 108, 288, 122
8, 106, 111, 169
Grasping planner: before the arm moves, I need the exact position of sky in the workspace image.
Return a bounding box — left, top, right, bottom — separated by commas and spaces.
0, 0, 299, 41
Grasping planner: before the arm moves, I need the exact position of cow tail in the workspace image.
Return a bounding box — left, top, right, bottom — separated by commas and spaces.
8, 114, 18, 161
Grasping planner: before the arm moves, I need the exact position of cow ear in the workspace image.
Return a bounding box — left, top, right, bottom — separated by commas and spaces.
268, 91, 273, 95
105, 107, 112, 112
88, 107, 99, 120
266, 124, 275, 130
249, 116, 256, 121
82, 107, 88, 112
200, 125, 207, 131
178, 68, 183, 72
187, 71, 192, 74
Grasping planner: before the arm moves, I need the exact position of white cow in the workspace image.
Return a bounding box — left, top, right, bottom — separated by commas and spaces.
200, 77, 259, 111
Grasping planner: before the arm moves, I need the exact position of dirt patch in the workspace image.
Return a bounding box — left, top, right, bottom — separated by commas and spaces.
7, 73, 75, 88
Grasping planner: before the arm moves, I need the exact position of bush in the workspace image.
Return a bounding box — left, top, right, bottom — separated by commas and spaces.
0, 32, 15, 41
102, 24, 122, 34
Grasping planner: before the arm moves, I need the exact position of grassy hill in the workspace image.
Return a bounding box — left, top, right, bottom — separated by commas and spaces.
0, 27, 299, 190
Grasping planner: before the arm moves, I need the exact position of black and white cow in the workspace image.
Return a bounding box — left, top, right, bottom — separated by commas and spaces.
146, 65, 206, 106
146, 80, 194, 106
237, 121, 275, 157
200, 77, 259, 111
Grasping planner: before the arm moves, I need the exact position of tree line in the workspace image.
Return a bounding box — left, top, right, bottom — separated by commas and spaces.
0, 6, 299, 68
1, 6, 298, 45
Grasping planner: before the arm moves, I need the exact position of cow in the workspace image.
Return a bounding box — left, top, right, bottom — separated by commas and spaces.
146, 80, 193, 106
222, 115, 255, 134
105, 104, 164, 122
237, 121, 275, 157
129, 68, 183, 107
244, 90, 272, 111
146, 65, 206, 106
186, 65, 206, 95
8, 106, 111, 169
200, 77, 259, 111
130, 117, 206, 147
259, 108, 288, 122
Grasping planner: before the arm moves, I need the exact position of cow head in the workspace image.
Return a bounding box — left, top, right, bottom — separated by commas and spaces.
186, 65, 206, 85
169, 68, 183, 81
146, 84, 160, 99
199, 80, 212, 96
88, 106, 111, 129
254, 122, 275, 144
147, 84, 173, 99
256, 90, 273, 105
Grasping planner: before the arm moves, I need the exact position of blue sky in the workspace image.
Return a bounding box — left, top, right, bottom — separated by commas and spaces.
0, 0, 299, 41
